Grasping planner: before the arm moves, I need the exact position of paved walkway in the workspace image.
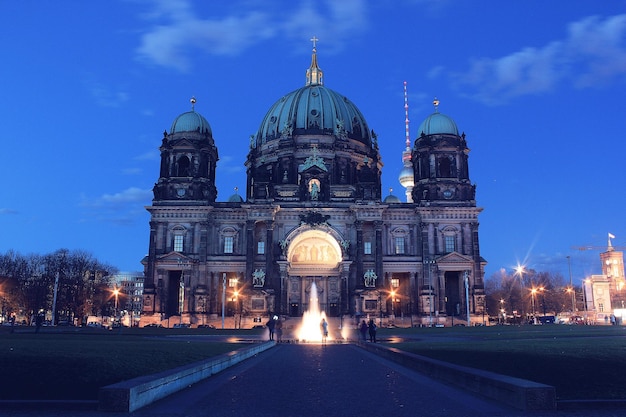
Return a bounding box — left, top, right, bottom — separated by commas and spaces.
4, 342, 622, 417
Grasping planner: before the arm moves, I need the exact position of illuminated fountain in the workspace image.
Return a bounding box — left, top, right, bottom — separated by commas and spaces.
297, 281, 329, 342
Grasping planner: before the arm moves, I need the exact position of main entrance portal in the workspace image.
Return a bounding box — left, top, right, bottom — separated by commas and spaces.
285, 229, 343, 317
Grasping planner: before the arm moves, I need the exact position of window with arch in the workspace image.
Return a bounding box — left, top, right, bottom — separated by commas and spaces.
176, 155, 190, 177
221, 227, 238, 254
391, 227, 408, 255
172, 226, 186, 252
442, 227, 457, 253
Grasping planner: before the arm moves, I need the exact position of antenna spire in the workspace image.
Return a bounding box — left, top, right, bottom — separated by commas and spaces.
404, 81, 410, 150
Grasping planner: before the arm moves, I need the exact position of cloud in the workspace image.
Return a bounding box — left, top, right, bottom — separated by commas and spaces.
121, 168, 143, 175
217, 155, 245, 173
134, 149, 160, 161
83, 78, 130, 107
80, 187, 152, 225
450, 14, 626, 105
135, 0, 368, 71
0, 208, 18, 215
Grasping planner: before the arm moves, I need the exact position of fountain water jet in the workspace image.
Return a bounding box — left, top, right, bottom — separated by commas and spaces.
297, 281, 329, 342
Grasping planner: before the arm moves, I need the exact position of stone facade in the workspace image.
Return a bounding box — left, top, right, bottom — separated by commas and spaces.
140, 50, 486, 327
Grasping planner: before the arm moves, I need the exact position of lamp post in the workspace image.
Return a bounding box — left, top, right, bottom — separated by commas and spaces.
390, 290, 396, 325
515, 265, 525, 323
378, 291, 383, 328
464, 270, 470, 326
232, 279, 239, 329
113, 287, 119, 320
425, 259, 436, 326
177, 258, 188, 326
567, 256, 575, 313
221, 273, 226, 329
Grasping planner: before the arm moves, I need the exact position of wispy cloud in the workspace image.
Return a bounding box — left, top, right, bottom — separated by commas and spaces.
80, 187, 152, 225
450, 14, 626, 105
121, 168, 143, 175
84, 187, 153, 208
217, 155, 245, 175
83, 77, 130, 108
136, 0, 368, 72
134, 149, 160, 161
0, 208, 18, 215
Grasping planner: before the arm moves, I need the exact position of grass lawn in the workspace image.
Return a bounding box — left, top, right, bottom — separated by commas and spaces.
0, 327, 263, 401
380, 324, 626, 401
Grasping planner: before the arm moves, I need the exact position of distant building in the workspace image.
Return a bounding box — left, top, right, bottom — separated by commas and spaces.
139, 46, 486, 327
111, 271, 144, 325
583, 236, 626, 322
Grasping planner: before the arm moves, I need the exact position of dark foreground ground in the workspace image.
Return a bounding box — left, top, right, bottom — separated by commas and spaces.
4, 342, 626, 417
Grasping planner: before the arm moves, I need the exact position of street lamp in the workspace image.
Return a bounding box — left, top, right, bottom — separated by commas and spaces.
113, 287, 120, 319
515, 265, 526, 322
221, 273, 226, 329
567, 256, 575, 313
425, 259, 437, 326
177, 258, 189, 326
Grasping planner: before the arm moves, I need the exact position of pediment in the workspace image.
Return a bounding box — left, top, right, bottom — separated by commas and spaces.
157, 252, 193, 265
436, 251, 473, 265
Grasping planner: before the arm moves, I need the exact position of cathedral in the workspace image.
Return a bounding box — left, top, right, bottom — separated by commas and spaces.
140, 45, 487, 327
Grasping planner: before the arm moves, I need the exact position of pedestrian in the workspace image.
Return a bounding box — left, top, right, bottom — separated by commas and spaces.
368, 318, 377, 343
35, 311, 44, 333
320, 318, 328, 345
359, 320, 368, 342
266, 315, 276, 341
275, 316, 283, 342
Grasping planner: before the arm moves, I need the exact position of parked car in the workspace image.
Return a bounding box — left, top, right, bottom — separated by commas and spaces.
172, 323, 190, 328
197, 324, 215, 329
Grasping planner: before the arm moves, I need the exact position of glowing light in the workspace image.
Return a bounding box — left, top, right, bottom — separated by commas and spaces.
296, 281, 329, 342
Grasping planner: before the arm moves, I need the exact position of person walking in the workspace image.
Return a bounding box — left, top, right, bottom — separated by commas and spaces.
359, 320, 368, 342
320, 318, 328, 345
275, 316, 283, 342
267, 315, 276, 341
368, 318, 377, 343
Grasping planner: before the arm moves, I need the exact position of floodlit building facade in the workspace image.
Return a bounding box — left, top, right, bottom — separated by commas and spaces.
139, 47, 486, 327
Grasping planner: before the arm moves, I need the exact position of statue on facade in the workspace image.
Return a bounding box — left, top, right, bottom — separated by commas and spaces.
364, 269, 377, 287
252, 269, 266, 287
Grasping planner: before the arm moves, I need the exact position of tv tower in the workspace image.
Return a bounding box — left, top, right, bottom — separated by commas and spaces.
398, 81, 415, 202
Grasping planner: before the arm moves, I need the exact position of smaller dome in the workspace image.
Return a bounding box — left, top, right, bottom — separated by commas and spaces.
170, 111, 212, 135
384, 193, 401, 204
398, 165, 414, 187
417, 112, 458, 136
227, 193, 244, 203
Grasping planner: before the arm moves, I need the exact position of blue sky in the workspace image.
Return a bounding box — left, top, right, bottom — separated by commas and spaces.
1, 1, 625, 283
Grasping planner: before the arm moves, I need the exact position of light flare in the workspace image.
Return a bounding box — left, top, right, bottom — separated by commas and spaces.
296, 281, 330, 342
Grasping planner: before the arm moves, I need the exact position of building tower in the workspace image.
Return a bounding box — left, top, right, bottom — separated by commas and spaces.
398, 81, 414, 203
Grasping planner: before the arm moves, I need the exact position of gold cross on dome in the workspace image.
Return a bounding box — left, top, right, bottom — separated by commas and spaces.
310, 36, 319, 49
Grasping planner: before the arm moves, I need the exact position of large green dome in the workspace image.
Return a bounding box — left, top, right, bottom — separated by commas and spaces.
255, 84, 372, 147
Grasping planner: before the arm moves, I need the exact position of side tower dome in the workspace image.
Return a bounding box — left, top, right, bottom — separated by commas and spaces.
411, 99, 475, 206
152, 98, 219, 204
246, 44, 382, 203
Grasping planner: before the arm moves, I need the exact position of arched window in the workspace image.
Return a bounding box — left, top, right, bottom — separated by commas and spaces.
172, 226, 186, 252
177, 155, 190, 177
442, 226, 458, 253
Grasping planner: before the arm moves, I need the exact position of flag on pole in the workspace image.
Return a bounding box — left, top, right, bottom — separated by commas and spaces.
609, 233, 616, 239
